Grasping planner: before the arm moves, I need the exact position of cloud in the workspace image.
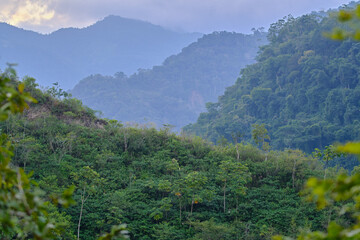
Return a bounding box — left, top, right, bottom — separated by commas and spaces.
0, 0, 352, 33
0, 0, 55, 27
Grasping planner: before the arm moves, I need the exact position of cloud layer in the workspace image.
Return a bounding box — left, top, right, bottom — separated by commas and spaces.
0, 0, 351, 33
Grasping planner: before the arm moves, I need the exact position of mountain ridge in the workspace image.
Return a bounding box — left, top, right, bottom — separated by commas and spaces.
72, 31, 268, 129
0, 15, 202, 89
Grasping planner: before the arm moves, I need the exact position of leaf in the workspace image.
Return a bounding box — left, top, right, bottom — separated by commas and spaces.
338, 10, 352, 22
18, 83, 24, 94
356, 5, 360, 18
354, 30, 360, 41
337, 142, 360, 155
330, 28, 346, 40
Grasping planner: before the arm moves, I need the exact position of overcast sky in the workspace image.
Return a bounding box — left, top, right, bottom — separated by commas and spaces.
0, 0, 353, 34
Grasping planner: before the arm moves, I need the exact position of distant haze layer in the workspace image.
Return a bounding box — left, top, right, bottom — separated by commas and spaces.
71, 31, 268, 129
0, 16, 201, 89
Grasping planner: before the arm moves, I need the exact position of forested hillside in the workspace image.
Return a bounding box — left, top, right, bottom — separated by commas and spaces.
4, 2, 360, 240
71, 31, 267, 130
1, 73, 346, 239
184, 13, 360, 153
0, 16, 201, 89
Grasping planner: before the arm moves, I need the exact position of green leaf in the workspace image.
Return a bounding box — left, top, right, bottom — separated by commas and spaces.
337, 142, 360, 155
338, 10, 352, 22
331, 28, 346, 40
356, 5, 360, 18
18, 83, 24, 93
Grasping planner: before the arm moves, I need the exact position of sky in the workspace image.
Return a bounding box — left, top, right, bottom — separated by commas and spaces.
0, 0, 354, 34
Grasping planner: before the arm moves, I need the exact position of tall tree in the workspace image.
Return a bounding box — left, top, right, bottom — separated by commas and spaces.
71, 166, 103, 240
216, 159, 250, 213
184, 171, 207, 216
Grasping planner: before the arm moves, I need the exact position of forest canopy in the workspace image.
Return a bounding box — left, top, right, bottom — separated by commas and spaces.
184, 12, 360, 154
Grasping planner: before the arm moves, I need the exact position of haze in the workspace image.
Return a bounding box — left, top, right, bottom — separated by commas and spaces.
0, 0, 351, 34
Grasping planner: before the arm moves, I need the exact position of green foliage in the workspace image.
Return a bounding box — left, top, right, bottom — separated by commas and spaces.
274, 5, 360, 239
313, 145, 345, 178
184, 9, 360, 157
46, 82, 71, 99
0, 68, 74, 239
4, 24, 357, 237
252, 123, 270, 151
274, 144, 360, 240
97, 224, 129, 240
190, 218, 236, 240
2, 83, 331, 239
0, 67, 37, 120
0, 68, 131, 240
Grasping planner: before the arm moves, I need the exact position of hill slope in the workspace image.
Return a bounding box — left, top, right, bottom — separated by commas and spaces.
0, 15, 201, 89
71, 31, 267, 129
3, 72, 331, 239
184, 14, 360, 152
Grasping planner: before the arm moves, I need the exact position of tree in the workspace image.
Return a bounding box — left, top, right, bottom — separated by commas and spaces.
49, 132, 76, 164
252, 123, 270, 160
71, 166, 103, 240
216, 159, 250, 213
191, 218, 236, 240
313, 145, 343, 179
231, 131, 244, 160
12, 136, 40, 170
184, 171, 208, 216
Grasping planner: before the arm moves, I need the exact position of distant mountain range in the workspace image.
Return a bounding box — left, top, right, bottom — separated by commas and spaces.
71, 31, 267, 129
0, 15, 202, 89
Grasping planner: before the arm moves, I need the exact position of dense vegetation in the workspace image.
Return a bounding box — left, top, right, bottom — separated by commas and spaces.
72, 31, 267, 130
4, 3, 360, 240
184, 12, 360, 153
0, 75, 349, 239
0, 15, 201, 89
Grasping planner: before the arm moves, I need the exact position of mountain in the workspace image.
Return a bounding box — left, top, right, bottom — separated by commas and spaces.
184, 13, 360, 153
71, 31, 268, 129
0, 15, 202, 89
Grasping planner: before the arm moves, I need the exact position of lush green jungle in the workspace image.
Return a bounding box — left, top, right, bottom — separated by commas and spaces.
71, 31, 267, 130
1, 78, 348, 239
3, 2, 360, 240
184, 11, 360, 154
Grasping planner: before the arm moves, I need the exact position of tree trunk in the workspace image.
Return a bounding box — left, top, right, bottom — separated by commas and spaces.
236, 144, 240, 161
236, 196, 239, 212
324, 160, 329, 180
223, 181, 227, 213
190, 193, 194, 215
179, 200, 182, 224
265, 150, 268, 161
77, 188, 86, 240
292, 159, 297, 189
123, 131, 128, 152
